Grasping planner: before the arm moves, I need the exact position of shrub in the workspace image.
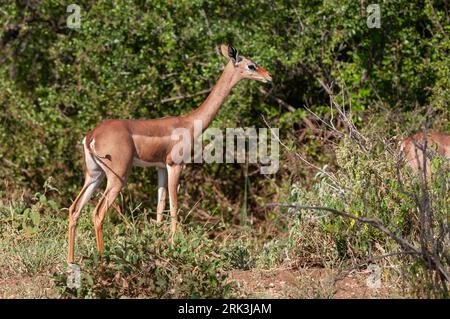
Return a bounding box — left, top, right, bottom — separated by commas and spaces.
54, 224, 234, 298
286, 123, 449, 297
223, 239, 256, 270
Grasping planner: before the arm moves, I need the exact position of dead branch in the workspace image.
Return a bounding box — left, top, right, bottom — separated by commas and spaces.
261, 115, 343, 189
160, 88, 212, 104
258, 87, 296, 113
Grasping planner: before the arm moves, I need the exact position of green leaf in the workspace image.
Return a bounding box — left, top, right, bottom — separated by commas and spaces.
31, 209, 40, 227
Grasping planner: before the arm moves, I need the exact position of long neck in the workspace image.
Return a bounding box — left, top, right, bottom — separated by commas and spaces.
185, 62, 239, 134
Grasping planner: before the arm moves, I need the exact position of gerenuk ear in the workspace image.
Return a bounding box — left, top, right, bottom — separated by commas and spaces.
219, 44, 241, 64
219, 44, 229, 59
228, 45, 241, 64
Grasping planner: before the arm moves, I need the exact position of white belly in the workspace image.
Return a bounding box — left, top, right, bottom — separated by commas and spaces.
133, 158, 166, 168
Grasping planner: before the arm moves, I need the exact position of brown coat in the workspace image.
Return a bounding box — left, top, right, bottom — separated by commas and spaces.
399, 131, 450, 174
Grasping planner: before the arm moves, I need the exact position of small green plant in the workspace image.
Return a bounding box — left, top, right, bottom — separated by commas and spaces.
223, 240, 256, 270
256, 238, 292, 268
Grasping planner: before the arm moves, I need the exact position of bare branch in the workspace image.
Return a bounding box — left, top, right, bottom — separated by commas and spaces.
160, 88, 212, 104
261, 114, 343, 190
266, 203, 450, 283
267, 203, 421, 254
258, 87, 296, 113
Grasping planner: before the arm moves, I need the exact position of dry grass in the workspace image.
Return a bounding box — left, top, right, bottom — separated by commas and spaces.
230, 267, 404, 299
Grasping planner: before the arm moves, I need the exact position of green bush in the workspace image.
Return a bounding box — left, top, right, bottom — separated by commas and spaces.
1, 0, 449, 299
54, 224, 234, 298
223, 239, 256, 270
1, 0, 449, 217
286, 122, 449, 297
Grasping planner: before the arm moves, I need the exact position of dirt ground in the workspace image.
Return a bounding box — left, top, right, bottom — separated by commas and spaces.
0, 267, 403, 299
230, 267, 402, 299
0, 274, 56, 298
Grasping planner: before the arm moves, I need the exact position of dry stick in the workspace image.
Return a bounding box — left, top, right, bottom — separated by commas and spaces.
160, 88, 212, 104
303, 103, 342, 135
200, 9, 213, 38
395, 145, 449, 293
183, 198, 202, 222
258, 87, 296, 113
316, 78, 369, 150
259, 87, 321, 132
267, 203, 420, 254
334, 251, 420, 284
413, 127, 449, 293
426, 0, 447, 36
266, 203, 450, 283
2, 157, 33, 178
115, 191, 134, 230
261, 115, 341, 188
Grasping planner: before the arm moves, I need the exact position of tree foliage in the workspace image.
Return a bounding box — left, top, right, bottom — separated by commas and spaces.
0, 0, 448, 210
